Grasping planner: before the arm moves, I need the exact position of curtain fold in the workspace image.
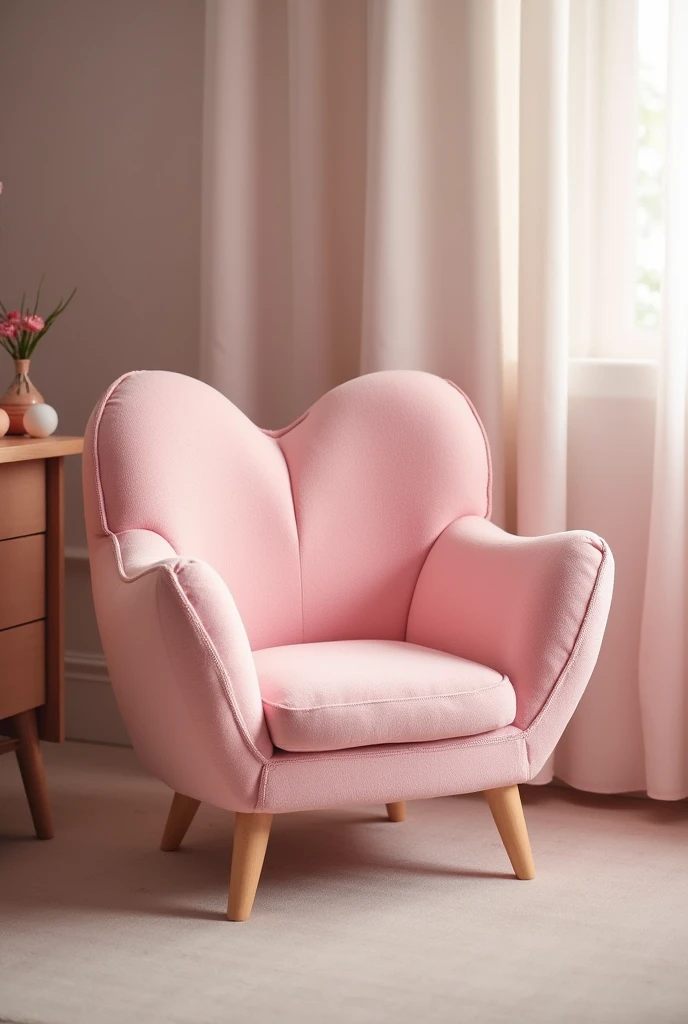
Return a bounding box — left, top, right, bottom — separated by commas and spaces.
202, 0, 688, 799
202, 0, 509, 518
517, 0, 569, 540
639, 0, 688, 800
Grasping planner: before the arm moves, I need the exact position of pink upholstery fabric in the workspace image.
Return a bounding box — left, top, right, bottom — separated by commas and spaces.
406, 517, 615, 777
275, 373, 490, 641
90, 372, 301, 651
255, 640, 516, 752
83, 369, 614, 813
260, 728, 529, 814
84, 529, 268, 812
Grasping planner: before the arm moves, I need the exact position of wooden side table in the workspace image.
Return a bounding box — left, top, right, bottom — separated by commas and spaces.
0, 436, 83, 839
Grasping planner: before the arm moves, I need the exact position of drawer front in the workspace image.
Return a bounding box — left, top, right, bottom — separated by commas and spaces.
0, 460, 46, 540
0, 534, 46, 630
0, 620, 45, 719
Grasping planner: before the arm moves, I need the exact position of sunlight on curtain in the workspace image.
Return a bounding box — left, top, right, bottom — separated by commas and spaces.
638, 0, 688, 800
564, 0, 670, 359
635, 0, 668, 338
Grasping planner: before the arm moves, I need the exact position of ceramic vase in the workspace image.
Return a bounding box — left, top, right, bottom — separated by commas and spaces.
0, 359, 45, 435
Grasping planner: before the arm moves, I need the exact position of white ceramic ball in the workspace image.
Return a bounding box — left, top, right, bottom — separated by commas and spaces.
23, 403, 58, 438
0, 408, 9, 438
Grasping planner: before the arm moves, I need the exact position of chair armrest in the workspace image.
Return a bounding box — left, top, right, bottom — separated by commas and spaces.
89, 529, 272, 812
406, 517, 614, 775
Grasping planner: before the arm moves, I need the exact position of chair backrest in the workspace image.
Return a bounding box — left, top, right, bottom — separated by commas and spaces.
84, 370, 491, 649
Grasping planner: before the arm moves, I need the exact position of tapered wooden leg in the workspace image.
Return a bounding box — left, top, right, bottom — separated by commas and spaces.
160, 792, 201, 851
227, 812, 273, 922
386, 801, 406, 822
12, 710, 54, 840
484, 784, 535, 880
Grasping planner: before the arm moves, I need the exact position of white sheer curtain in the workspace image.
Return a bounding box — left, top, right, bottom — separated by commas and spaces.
202, 0, 510, 518
201, 0, 688, 798
201, 0, 637, 526
639, 0, 688, 799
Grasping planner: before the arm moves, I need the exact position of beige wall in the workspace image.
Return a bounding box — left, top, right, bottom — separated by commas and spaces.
0, 0, 204, 739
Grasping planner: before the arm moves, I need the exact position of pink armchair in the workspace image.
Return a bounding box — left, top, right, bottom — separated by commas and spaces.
83, 370, 614, 920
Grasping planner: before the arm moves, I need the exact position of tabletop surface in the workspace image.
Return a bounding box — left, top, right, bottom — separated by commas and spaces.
0, 436, 84, 464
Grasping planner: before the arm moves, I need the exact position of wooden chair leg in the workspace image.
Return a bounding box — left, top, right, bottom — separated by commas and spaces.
386, 801, 406, 822
12, 709, 54, 840
483, 784, 536, 880
227, 812, 273, 922
160, 792, 201, 851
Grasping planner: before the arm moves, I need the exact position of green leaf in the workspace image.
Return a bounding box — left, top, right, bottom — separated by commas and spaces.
33, 273, 45, 315
19, 286, 77, 358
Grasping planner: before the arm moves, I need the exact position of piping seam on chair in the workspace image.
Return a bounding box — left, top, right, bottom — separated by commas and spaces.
103, 532, 269, 768
261, 406, 312, 438
522, 539, 612, 777
160, 566, 270, 766
261, 733, 529, 809
107, 532, 174, 583
91, 373, 177, 553
261, 675, 511, 712
92, 376, 269, 768
523, 538, 609, 735
257, 762, 270, 811
404, 518, 464, 644
273, 440, 305, 643
91, 370, 144, 538
266, 728, 524, 767
403, 379, 493, 641
443, 378, 492, 520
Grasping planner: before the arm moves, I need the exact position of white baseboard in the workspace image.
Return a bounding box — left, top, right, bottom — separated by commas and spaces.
65, 650, 131, 746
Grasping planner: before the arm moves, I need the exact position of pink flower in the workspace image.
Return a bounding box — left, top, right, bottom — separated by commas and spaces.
0, 321, 17, 338
7, 310, 21, 323
21, 314, 45, 332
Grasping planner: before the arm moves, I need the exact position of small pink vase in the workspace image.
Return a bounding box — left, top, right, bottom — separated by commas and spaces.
0, 359, 45, 435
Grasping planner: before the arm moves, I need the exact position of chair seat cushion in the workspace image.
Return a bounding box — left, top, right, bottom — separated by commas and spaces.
253, 640, 516, 753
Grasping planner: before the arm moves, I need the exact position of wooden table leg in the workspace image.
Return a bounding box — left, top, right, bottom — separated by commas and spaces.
12, 708, 54, 839
386, 801, 406, 822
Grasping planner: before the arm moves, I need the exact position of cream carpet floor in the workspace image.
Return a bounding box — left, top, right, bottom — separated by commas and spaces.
0, 742, 687, 1024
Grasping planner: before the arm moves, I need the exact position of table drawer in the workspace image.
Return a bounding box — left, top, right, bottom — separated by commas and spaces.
0, 620, 45, 719
0, 460, 46, 540
0, 534, 46, 630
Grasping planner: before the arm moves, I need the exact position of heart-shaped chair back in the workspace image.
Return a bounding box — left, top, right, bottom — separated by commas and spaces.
84, 370, 491, 650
